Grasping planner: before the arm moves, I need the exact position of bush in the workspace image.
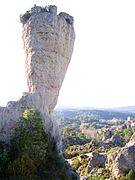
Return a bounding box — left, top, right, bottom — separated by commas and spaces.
72, 157, 80, 169
6, 109, 48, 179
10, 109, 48, 167
115, 128, 133, 143
88, 171, 110, 180
0, 144, 10, 177
126, 170, 135, 180
8, 155, 36, 179
0, 109, 78, 179
119, 170, 135, 180
0, 109, 48, 179
107, 146, 121, 153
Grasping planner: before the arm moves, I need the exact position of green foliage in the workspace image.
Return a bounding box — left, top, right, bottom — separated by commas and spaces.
119, 170, 135, 180
127, 170, 135, 179
8, 155, 36, 179
0, 147, 8, 161
71, 157, 80, 169
63, 127, 75, 133
107, 146, 121, 153
10, 109, 48, 167
88, 170, 110, 180
64, 148, 79, 159
71, 155, 89, 176
42, 151, 74, 180
0, 109, 49, 179
62, 130, 90, 153
76, 132, 85, 138
88, 173, 105, 180
64, 143, 90, 159
0, 109, 78, 179
0, 144, 10, 176
115, 128, 133, 142
77, 164, 87, 176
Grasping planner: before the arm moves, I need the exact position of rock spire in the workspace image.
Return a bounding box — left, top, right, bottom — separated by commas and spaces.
0, 5, 75, 152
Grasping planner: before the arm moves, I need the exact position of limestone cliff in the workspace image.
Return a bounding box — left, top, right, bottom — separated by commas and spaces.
107, 133, 135, 178
0, 5, 75, 152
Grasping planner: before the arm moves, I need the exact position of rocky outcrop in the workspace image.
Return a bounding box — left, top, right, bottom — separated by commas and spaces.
102, 130, 112, 141
107, 134, 124, 147
107, 145, 135, 178
0, 5, 75, 152
107, 134, 135, 178
0, 93, 36, 143
126, 132, 135, 146
98, 142, 110, 151
22, 5, 75, 114
86, 152, 106, 174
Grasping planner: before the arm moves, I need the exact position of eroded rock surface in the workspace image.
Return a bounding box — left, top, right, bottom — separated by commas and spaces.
107, 146, 135, 178
86, 152, 106, 174
102, 129, 112, 141
107, 134, 124, 147
126, 132, 135, 146
22, 5, 75, 114
107, 134, 135, 178
0, 5, 75, 152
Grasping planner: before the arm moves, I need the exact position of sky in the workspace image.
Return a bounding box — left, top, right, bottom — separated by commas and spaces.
0, 0, 135, 108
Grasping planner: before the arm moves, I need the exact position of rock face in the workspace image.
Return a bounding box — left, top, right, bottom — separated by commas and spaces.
107, 133, 135, 178
0, 5, 75, 152
86, 152, 106, 174
22, 5, 75, 114
107, 146, 135, 178
102, 130, 112, 141
108, 134, 124, 147
126, 132, 135, 146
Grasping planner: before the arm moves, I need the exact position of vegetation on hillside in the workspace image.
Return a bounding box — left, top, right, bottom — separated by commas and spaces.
1, 108, 135, 179
55, 109, 135, 179
0, 109, 77, 180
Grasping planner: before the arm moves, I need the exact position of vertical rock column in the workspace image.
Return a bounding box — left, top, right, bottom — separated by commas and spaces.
21, 5, 75, 150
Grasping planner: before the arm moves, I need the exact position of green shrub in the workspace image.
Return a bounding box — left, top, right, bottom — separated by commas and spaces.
114, 128, 133, 142
0, 109, 78, 179
126, 170, 135, 180
0, 109, 48, 179
88, 171, 110, 180
0, 144, 10, 177
119, 170, 135, 180
107, 146, 121, 153
72, 157, 80, 169
8, 155, 36, 179
7, 109, 48, 179
10, 109, 48, 166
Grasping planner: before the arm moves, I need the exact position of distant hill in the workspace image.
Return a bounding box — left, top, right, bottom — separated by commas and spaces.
56, 105, 135, 114
108, 106, 135, 113
54, 108, 135, 120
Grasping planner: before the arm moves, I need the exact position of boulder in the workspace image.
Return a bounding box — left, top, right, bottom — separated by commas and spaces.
86, 152, 106, 173
107, 145, 135, 178
108, 134, 124, 147
98, 141, 110, 150
103, 130, 112, 140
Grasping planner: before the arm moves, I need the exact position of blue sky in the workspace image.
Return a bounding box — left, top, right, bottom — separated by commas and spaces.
0, 0, 135, 108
